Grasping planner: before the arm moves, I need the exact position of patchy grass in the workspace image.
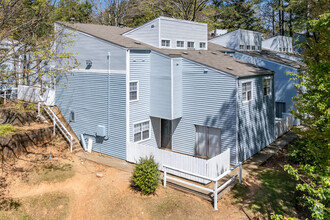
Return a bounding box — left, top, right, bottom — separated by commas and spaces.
24, 163, 74, 184
231, 168, 297, 218
0, 124, 16, 137
0, 192, 70, 220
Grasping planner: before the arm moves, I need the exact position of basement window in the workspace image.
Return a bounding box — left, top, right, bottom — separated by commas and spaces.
134, 121, 150, 142
161, 40, 170, 47
242, 82, 252, 102
187, 41, 195, 49
129, 81, 139, 101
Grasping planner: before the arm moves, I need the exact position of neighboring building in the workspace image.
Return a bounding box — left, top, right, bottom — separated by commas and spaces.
55, 17, 275, 164
210, 31, 302, 120
209, 29, 228, 37
209, 29, 262, 51
262, 35, 293, 53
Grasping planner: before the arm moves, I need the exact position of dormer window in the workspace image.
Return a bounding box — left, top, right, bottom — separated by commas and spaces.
252, 46, 256, 50
177, 41, 184, 48
239, 45, 244, 50
199, 42, 206, 49
161, 40, 170, 47
187, 41, 195, 49
247, 45, 250, 50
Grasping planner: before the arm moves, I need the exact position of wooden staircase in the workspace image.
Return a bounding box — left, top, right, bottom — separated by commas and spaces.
40, 105, 82, 153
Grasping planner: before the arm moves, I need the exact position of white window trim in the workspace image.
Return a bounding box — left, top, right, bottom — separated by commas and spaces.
175, 39, 185, 49
161, 39, 171, 48
263, 77, 272, 96
187, 40, 195, 49
133, 120, 151, 143
199, 41, 206, 49
241, 80, 253, 103
129, 80, 139, 102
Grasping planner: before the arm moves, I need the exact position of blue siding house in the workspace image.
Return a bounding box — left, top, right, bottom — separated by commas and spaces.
55, 17, 275, 164
209, 30, 302, 121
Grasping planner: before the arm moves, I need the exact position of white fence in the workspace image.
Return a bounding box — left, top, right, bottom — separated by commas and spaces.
126, 142, 231, 184
18, 85, 55, 106
275, 113, 294, 138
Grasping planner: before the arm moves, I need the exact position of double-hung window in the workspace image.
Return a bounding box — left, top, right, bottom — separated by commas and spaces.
161, 40, 170, 47
187, 41, 195, 48
239, 45, 244, 50
258, 46, 262, 50
199, 42, 206, 49
242, 82, 252, 102
252, 45, 256, 50
134, 121, 150, 142
263, 78, 271, 96
177, 41, 184, 48
246, 45, 250, 50
129, 81, 138, 101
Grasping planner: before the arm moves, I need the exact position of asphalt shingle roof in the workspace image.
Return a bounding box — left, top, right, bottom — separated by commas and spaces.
56, 22, 274, 77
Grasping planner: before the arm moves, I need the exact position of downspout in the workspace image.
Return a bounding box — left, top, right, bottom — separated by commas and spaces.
235, 77, 239, 164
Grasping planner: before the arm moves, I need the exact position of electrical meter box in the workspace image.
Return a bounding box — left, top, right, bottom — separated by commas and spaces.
96, 125, 106, 137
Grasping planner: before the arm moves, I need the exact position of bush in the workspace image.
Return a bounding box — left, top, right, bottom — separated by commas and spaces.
0, 124, 16, 137
131, 156, 160, 195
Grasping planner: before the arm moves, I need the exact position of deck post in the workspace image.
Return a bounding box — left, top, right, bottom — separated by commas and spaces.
214, 180, 218, 210
163, 166, 167, 187
239, 162, 242, 184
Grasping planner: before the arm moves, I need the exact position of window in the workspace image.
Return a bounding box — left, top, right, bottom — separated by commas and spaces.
199, 42, 206, 49
289, 48, 292, 52
263, 78, 271, 96
242, 82, 252, 102
161, 40, 170, 47
177, 41, 184, 48
187, 41, 195, 48
252, 45, 256, 50
258, 46, 262, 50
246, 45, 250, 50
129, 81, 138, 101
134, 121, 150, 142
239, 45, 244, 50
283, 48, 286, 52
276, 102, 286, 118
279, 47, 282, 52
69, 111, 75, 122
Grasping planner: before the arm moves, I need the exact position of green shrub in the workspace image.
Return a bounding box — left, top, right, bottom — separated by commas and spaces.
0, 124, 16, 137
131, 156, 160, 195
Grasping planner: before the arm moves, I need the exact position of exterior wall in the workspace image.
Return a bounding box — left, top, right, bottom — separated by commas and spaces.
172, 59, 238, 162
172, 58, 182, 119
233, 52, 297, 113
209, 29, 262, 51
159, 18, 208, 50
262, 36, 293, 53
209, 30, 239, 50
55, 72, 126, 159
237, 75, 275, 161
58, 26, 126, 71
129, 50, 158, 147
123, 19, 160, 48
150, 52, 172, 119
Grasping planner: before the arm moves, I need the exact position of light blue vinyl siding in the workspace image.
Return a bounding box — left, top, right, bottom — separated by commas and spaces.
150, 52, 172, 119
58, 26, 126, 70
237, 76, 275, 161
55, 72, 126, 159
233, 52, 297, 113
129, 50, 157, 147
172, 58, 182, 119
172, 59, 238, 162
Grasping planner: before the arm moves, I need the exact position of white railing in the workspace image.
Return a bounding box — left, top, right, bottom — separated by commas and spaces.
18, 85, 55, 106
38, 99, 73, 152
127, 142, 231, 183
276, 113, 294, 138
163, 162, 242, 210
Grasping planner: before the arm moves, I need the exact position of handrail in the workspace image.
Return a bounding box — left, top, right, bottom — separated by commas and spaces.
163, 162, 242, 211
38, 97, 73, 152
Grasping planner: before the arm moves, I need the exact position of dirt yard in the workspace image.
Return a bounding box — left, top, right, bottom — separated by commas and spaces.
1, 137, 248, 220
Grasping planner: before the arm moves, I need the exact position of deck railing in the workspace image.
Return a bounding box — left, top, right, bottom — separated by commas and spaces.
163, 162, 242, 210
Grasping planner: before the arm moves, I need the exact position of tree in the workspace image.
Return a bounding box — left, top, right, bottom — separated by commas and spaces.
54, 0, 93, 23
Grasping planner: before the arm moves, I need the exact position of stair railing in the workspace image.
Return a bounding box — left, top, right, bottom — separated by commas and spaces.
37, 97, 73, 152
